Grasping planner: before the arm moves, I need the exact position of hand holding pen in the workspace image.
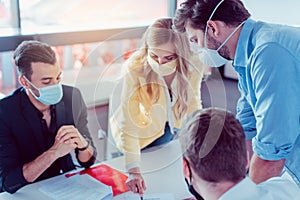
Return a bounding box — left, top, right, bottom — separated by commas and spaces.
137, 187, 144, 200
126, 171, 146, 198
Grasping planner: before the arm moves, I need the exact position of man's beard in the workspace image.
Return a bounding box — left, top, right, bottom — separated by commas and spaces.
206, 33, 231, 60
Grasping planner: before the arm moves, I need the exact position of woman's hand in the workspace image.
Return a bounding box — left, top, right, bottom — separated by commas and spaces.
126, 169, 146, 195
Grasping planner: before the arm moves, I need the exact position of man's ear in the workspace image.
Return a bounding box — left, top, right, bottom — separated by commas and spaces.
19, 75, 29, 88
206, 20, 224, 37
183, 158, 191, 180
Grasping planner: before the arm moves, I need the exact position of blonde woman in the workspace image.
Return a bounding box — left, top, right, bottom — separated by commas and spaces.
110, 18, 204, 195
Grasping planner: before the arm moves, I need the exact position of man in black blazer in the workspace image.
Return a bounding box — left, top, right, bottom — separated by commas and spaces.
0, 40, 97, 193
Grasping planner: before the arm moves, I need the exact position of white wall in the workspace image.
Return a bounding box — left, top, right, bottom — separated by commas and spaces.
242, 0, 300, 26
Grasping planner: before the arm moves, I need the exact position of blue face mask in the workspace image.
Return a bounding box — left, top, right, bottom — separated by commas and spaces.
24, 76, 63, 105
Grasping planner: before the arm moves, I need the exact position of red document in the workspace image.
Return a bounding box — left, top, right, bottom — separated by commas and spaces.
66, 164, 129, 196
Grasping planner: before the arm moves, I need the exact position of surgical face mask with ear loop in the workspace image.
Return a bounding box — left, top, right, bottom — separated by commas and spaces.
184, 158, 204, 200
147, 55, 178, 76
193, 0, 246, 67
24, 76, 63, 105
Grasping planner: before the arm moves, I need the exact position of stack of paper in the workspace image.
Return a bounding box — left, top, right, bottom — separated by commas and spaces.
39, 174, 112, 200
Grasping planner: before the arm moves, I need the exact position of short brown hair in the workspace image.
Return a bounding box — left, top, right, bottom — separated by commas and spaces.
13, 40, 57, 80
173, 0, 250, 32
180, 108, 247, 182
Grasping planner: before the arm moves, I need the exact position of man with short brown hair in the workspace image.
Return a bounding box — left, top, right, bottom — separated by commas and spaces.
180, 108, 300, 200
0, 40, 96, 193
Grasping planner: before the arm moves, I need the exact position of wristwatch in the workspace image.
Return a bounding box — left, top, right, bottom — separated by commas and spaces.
77, 136, 90, 151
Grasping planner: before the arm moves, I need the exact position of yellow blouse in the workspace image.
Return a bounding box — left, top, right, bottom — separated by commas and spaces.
110, 60, 203, 169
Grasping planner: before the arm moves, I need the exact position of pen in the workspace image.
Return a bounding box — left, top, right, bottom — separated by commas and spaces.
136, 186, 143, 200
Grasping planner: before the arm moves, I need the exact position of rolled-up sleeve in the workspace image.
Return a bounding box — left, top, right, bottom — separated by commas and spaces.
251, 44, 300, 160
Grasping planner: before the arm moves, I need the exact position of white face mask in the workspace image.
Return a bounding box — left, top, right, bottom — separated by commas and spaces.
192, 42, 229, 67
192, 0, 245, 67
147, 55, 178, 76
24, 76, 63, 105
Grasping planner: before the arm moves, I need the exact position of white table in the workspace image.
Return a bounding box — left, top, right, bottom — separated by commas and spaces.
106, 140, 192, 199
0, 140, 192, 200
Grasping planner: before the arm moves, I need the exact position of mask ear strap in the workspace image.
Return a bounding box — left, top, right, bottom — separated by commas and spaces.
208, 0, 225, 21
23, 75, 38, 90
204, 0, 225, 48
216, 20, 246, 51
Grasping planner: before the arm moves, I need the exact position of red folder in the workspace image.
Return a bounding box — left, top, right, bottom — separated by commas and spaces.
66, 164, 129, 196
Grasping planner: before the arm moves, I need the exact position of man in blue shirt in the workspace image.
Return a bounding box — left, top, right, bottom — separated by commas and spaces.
173, 0, 300, 186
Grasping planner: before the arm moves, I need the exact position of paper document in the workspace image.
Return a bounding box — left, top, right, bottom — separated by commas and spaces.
39, 174, 112, 200
113, 192, 174, 200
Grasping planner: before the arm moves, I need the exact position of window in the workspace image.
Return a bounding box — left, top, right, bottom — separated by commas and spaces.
1, 0, 171, 96
0, 0, 14, 33
19, 0, 169, 33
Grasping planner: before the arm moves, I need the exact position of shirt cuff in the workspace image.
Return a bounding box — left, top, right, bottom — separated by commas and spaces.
252, 137, 293, 160
126, 162, 141, 171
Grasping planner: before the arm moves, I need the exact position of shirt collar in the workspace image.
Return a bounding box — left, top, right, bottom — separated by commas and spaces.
233, 18, 256, 68
219, 177, 259, 200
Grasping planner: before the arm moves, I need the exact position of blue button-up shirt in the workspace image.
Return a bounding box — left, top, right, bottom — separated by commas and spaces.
233, 18, 300, 186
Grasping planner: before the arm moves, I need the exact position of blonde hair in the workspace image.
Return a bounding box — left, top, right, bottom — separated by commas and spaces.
126, 18, 194, 120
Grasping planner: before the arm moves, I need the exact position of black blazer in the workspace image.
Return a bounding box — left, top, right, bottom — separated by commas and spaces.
0, 85, 96, 193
